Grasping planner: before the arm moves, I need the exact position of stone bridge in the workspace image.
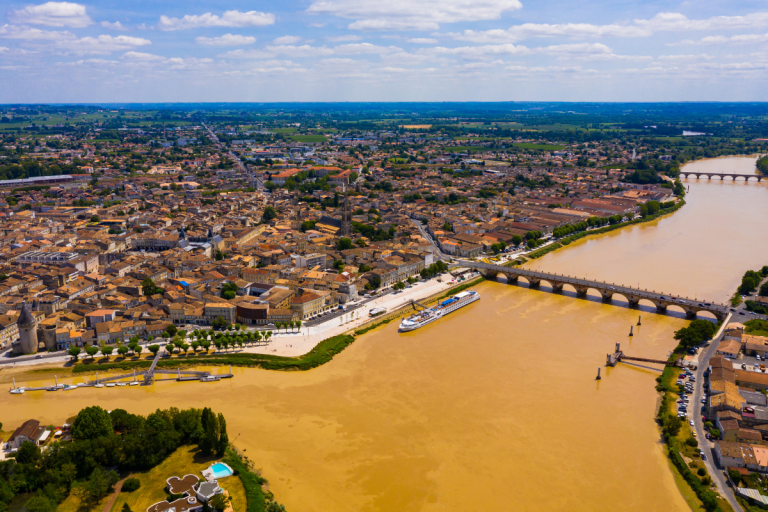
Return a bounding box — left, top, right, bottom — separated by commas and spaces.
679, 172, 763, 181
462, 260, 728, 321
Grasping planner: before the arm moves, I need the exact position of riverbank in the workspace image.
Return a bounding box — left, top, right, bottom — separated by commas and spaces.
525, 199, 685, 260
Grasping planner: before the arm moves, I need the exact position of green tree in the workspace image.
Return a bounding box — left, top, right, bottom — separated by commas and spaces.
85, 466, 119, 503
216, 413, 228, 456
220, 282, 238, 300
674, 320, 717, 349
262, 206, 277, 222
71, 406, 113, 440
337, 237, 353, 250
85, 346, 99, 359
165, 343, 174, 355
117, 345, 129, 357
101, 346, 114, 357
68, 346, 81, 361
24, 495, 55, 512
122, 504, 134, 512
141, 277, 163, 296
266, 502, 287, 512
199, 408, 219, 456
148, 344, 160, 356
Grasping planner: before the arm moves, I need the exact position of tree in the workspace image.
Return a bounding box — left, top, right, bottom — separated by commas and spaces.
165, 343, 174, 355
24, 495, 56, 512
166, 324, 178, 336
122, 478, 141, 493
201, 340, 211, 352
68, 346, 81, 361
71, 406, 113, 440
101, 346, 114, 357
295, 320, 302, 332
393, 281, 405, 291
191, 341, 200, 352
210, 494, 231, 512
212, 315, 227, 330
122, 505, 134, 512
276, 321, 282, 333
141, 277, 163, 297
710, 428, 721, 439
85, 346, 99, 359
262, 206, 277, 222
220, 282, 238, 300
199, 408, 219, 456
358, 263, 371, 272
216, 413, 228, 456
266, 502, 287, 512
86, 466, 119, 503
511, 234, 523, 246
148, 344, 160, 356
117, 345, 129, 357
336, 237, 353, 250
674, 320, 717, 349
135, 345, 143, 357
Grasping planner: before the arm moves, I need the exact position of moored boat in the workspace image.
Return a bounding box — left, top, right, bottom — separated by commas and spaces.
399, 290, 480, 332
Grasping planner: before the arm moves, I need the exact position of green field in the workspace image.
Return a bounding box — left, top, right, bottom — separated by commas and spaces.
272, 127, 297, 134
290, 135, 327, 143
513, 143, 565, 150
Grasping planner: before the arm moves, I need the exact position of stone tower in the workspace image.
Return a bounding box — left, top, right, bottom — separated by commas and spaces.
16, 301, 39, 355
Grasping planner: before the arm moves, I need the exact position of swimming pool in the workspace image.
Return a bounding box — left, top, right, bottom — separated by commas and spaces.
209, 463, 233, 479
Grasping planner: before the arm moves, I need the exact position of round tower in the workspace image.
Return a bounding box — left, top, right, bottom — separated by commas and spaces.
38, 324, 57, 352
17, 301, 39, 355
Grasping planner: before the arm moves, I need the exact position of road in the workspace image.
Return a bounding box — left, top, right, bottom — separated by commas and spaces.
691, 314, 743, 512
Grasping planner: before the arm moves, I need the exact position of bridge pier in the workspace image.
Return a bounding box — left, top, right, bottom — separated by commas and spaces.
600, 290, 613, 302
574, 285, 589, 297
528, 278, 541, 288
626, 296, 641, 308
655, 304, 668, 314
551, 282, 564, 293
504, 274, 518, 284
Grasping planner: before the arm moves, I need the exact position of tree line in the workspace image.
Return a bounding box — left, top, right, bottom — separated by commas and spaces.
0, 406, 229, 512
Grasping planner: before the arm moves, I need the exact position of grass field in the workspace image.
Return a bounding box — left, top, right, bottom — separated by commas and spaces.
110, 446, 247, 512
271, 128, 297, 134
290, 135, 327, 142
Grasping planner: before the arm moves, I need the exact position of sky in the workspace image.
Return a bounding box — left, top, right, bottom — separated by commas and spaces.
0, 0, 766, 103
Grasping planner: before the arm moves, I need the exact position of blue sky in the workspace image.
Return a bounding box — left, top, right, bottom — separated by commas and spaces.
0, 0, 766, 102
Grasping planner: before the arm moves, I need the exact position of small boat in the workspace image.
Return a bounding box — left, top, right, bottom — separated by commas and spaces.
116, 382, 127, 387
94, 383, 105, 388
129, 381, 139, 386
200, 375, 220, 382
63, 385, 77, 391
106, 383, 116, 388
9, 388, 25, 394
46, 386, 59, 391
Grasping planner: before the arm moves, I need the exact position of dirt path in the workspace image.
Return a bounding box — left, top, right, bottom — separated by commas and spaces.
102, 477, 127, 512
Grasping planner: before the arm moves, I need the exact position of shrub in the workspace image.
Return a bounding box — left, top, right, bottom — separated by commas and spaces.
122, 478, 141, 492
697, 467, 706, 476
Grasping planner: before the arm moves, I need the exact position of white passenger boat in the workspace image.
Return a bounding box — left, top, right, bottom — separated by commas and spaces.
94, 384, 105, 388
106, 383, 116, 388
399, 291, 480, 332
9, 387, 25, 394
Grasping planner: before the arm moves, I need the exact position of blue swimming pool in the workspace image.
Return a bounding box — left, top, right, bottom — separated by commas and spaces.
210, 463, 233, 479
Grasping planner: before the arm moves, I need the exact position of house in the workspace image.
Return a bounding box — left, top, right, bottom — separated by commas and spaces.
146, 474, 224, 512
7, 419, 46, 449
716, 338, 742, 359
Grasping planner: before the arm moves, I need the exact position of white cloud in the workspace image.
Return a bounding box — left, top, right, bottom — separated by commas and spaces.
100, 21, 125, 30
657, 54, 714, 60
121, 51, 165, 61
326, 35, 362, 42
0, 24, 74, 40
424, 42, 611, 59
273, 35, 302, 44
306, 0, 522, 31
670, 33, 768, 46
635, 12, 768, 32
9, 1, 91, 28
408, 37, 437, 44
158, 10, 275, 31
56, 34, 151, 55
445, 23, 649, 43
196, 34, 256, 46
333, 42, 401, 54
217, 48, 275, 59
265, 44, 334, 57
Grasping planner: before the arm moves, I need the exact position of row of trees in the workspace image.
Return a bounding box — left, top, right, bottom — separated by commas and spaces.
420, 260, 449, 279
738, 266, 768, 295
0, 406, 229, 512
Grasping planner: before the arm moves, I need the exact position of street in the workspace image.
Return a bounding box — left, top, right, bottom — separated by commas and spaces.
691, 314, 743, 512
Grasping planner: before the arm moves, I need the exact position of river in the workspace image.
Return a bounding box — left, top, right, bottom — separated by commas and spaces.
1, 156, 766, 511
